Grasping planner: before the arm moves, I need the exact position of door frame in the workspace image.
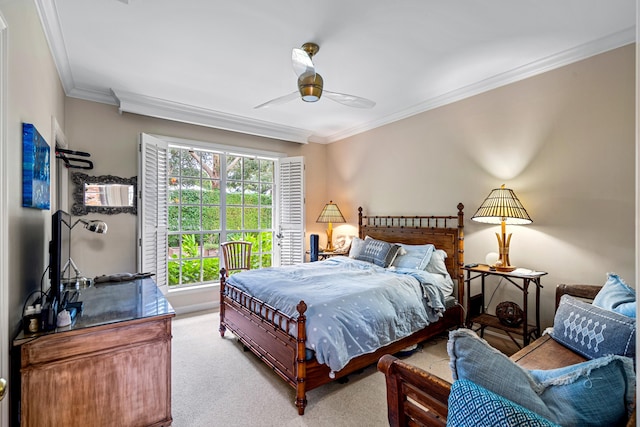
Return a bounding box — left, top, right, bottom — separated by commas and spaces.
0, 10, 9, 427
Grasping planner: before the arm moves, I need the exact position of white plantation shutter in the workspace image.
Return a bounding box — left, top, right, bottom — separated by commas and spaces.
277, 156, 305, 266
138, 133, 169, 293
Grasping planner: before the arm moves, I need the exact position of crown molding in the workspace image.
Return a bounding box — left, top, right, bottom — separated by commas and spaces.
36, 0, 634, 145
113, 90, 312, 143
68, 86, 119, 106
35, 0, 74, 95
321, 27, 636, 144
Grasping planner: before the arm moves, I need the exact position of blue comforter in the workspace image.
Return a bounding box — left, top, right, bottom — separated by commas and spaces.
225, 257, 448, 373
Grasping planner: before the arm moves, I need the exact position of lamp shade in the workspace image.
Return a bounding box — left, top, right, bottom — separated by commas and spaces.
471, 185, 532, 225
316, 201, 346, 224
69, 218, 109, 234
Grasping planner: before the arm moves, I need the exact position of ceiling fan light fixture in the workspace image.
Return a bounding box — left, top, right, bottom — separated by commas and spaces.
256, 42, 375, 109
298, 73, 323, 102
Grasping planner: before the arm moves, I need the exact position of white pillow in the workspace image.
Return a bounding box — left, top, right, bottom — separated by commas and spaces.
425, 249, 454, 295
348, 236, 365, 258
425, 249, 449, 275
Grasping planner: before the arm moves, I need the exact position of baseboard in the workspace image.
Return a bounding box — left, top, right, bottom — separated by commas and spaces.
172, 300, 219, 315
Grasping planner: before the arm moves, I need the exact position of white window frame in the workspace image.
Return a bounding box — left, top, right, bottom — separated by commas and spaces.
138, 134, 304, 292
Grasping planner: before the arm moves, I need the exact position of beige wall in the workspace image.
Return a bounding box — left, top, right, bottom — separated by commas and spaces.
1, 0, 66, 332
328, 45, 636, 328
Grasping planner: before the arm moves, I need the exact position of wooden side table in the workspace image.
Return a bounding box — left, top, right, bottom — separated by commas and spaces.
463, 264, 547, 347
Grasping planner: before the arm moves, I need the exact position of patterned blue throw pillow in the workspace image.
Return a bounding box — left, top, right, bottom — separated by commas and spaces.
549, 294, 635, 360
447, 379, 560, 427
354, 236, 401, 268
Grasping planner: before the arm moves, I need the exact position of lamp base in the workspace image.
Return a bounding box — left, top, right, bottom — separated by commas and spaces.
495, 230, 516, 272
494, 265, 516, 272
325, 222, 335, 252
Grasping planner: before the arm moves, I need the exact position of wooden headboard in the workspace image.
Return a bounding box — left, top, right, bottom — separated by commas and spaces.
357, 203, 465, 299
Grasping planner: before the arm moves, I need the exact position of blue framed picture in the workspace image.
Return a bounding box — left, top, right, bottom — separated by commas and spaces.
22, 123, 50, 210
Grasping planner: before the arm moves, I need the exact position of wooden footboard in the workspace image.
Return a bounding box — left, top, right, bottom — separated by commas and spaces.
219, 272, 309, 414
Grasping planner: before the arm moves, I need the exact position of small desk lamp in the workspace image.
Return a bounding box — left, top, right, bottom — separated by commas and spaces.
62, 218, 108, 286
316, 201, 346, 252
471, 185, 531, 271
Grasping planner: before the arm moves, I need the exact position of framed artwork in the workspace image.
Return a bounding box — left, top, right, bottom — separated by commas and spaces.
22, 123, 50, 210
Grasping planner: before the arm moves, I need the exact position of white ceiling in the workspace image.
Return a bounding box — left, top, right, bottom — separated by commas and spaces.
36, 0, 635, 144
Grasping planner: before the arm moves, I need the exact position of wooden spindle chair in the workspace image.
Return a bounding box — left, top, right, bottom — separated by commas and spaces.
221, 241, 252, 276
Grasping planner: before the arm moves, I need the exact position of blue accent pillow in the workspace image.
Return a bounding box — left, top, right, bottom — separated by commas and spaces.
354, 236, 401, 268
593, 273, 636, 318
391, 243, 435, 270
447, 328, 635, 427
549, 294, 635, 360
447, 379, 560, 427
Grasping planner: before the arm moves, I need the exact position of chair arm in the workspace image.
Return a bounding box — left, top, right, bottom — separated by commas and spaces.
377, 354, 451, 427
555, 284, 602, 311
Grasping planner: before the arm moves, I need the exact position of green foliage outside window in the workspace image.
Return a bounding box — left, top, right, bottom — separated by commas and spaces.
167, 148, 275, 287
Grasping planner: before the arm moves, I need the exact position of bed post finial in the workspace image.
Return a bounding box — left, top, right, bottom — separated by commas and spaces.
358, 207, 363, 239
296, 300, 307, 315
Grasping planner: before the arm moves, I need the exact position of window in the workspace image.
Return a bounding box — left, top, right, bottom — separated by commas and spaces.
139, 133, 304, 292
167, 147, 275, 288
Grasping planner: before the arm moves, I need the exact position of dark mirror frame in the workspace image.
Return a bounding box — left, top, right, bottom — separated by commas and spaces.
71, 172, 137, 216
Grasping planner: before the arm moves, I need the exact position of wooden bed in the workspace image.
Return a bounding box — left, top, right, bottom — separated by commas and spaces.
218, 203, 465, 415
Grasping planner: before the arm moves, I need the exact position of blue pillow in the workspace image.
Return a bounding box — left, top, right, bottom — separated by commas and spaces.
549, 294, 635, 360
392, 243, 435, 270
447, 379, 560, 427
447, 328, 635, 427
593, 273, 636, 318
354, 236, 401, 268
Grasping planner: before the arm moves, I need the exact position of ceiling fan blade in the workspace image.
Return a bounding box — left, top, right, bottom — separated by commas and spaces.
254, 91, 299, 109
323, 91, 376, 109
291, 47, 315, 77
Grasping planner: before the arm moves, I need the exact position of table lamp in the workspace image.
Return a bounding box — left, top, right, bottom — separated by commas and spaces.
471, 185, 532, 271
316, 201, 346, 252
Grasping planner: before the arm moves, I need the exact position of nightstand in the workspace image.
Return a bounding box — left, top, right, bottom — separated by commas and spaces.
463, 264, 547, 347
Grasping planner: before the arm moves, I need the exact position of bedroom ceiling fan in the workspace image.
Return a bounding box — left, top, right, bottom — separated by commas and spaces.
254, 42, 376, 109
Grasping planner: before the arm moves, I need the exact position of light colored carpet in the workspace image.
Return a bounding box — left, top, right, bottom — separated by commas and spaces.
171, 310, 453, 427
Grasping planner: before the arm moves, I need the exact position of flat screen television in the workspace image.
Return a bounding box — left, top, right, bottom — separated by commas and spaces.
48, 209, 71, 305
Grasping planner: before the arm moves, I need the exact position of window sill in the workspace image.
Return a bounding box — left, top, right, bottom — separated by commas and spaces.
168, 282, 219, 294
